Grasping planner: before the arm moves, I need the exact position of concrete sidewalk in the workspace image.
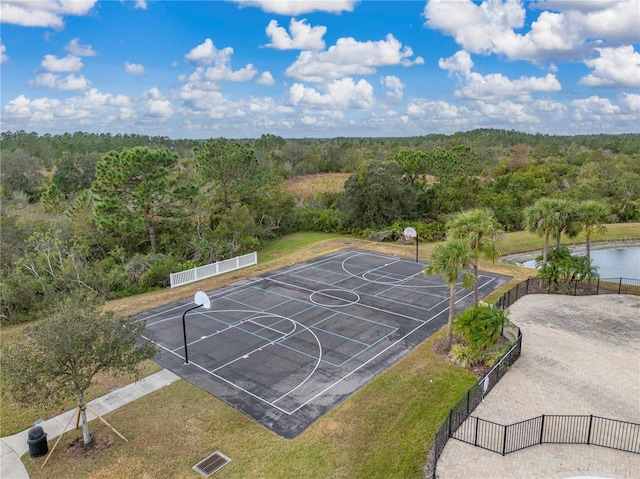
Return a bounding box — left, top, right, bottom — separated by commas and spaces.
0, 369, 180, 479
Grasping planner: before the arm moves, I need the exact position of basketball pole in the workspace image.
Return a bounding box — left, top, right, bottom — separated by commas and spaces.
182, 304, 203, 365
182, 291, 211, 365
415, 237, 419, 263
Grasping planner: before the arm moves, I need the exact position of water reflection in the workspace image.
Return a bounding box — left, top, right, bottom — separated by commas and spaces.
522, 246, 640, 279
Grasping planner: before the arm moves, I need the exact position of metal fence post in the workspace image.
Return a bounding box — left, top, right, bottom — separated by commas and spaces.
597, 279, 600, 295
474, 417, 480, 447
433, 435, 438, 479
539, 415, 546, 444
526, 278, 529, 295
587, 414, 593, 445
466, 390, 470, 414
619, 278, 623, 294
502, 424, 508, 455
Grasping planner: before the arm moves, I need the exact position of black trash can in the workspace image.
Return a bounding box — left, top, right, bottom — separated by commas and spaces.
27, 426, 48, 458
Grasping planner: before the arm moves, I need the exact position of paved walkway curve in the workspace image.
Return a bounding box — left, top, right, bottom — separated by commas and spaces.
0, 369, 180, 479
436, 294, 640, 479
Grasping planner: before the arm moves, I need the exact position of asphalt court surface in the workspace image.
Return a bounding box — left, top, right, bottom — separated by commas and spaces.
137, 249, 511, 438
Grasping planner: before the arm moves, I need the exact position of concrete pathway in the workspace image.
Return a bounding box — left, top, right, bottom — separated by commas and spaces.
0, 369, 180, 479
435, 294, 640, 479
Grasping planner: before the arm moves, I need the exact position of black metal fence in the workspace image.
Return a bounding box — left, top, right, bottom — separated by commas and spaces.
496, 277, 640, 309
430, 275, 640, 478
432, 328, 522, 477
450, 413, 640, 456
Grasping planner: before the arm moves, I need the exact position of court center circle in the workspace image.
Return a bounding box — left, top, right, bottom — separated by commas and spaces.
310, 289, 360, 307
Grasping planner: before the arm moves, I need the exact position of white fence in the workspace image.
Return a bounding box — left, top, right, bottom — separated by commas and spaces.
170, 252, 257, 288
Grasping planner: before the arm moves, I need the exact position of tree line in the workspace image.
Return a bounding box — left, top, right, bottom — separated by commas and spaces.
1, 130, 638, 323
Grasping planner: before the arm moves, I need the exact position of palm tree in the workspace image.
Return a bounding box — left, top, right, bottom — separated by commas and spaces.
576, 200, 609, 266
554, 199, 581, 248
424, 239, 475, 351
446, 208, 502, 306
523, 198, 566, 266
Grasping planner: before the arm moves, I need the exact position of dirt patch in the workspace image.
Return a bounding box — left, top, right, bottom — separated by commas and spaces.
65, 432, 113, 460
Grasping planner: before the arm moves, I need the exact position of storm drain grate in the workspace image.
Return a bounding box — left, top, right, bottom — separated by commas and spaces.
193, 451, 231, 477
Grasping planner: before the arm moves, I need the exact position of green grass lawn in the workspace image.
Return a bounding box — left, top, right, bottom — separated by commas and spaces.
7, 224, 640, 478
23, 330, 475, 479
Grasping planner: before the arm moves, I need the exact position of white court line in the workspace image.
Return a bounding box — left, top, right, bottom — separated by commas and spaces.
266, 249, 359, 279
185, 313, 296, 351
309, 289, 360, 307
141, 250, 500, 416
266, 276, 430, 324
341, 251, 448, 288
206, 313, 323, 410
197, 276, 496, 414
285, 276, 496, 415
148, 309, 325, 413
208, 315, 298, 372
135, 277, 264, 323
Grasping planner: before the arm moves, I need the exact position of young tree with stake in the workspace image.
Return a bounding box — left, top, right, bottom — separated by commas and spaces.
2, 292, 156, 447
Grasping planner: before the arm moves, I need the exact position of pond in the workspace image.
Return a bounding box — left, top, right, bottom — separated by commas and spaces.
522, 246, 640, 279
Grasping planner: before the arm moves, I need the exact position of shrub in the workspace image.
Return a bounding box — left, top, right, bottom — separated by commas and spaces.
450, 343, 484, 367
453, 305, 512, 351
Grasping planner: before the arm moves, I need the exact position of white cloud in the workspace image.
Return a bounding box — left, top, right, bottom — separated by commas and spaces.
65, 38, 97, 57
41, 54, 83, 72
476, 100, 540, 124
185, 39, 233, 67
203, 63, 258, 82
424, 0, 528, 57
247, 97, 295, 114
30, 72, 91, 90
285, 34, 424, 82
256, 71, 275, 85
231, 0, 357, 15
3, 95, 41, 119
406, 99, 468, 119
569, 94, 638, 131
0, 0, 98, 28
141, 87, 174, 118
289, 78, 374, 109
134, 0, 147, 10
618, 92, 640, 113
424, 0, 639, 64
439, 50, 474, 75
381, 75, 404, 104
265, 18, 326, 51
572, 95, 620, 122
1, 41, 7, 63
529, 98, 567, 117
534, 0, 640, 44
178, 80, 226, 115
125, 61, 146, 76
183, 39, 259, 91
580, 45, 640, 88
404, 96, 572, 132
456, 72, 562, 101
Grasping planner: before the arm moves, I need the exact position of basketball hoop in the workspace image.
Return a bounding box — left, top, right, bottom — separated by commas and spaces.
403, 227, 419, 263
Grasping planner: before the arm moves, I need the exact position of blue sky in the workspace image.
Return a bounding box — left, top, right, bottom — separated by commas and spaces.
1, 0, 639, 138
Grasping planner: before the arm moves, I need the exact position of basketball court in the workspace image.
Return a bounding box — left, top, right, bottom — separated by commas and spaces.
136, 249, 510, 438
